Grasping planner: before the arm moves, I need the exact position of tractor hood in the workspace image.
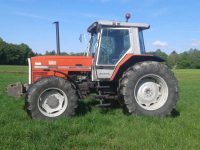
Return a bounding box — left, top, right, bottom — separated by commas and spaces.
31, 55, 93, 69
29, 56, 93, 83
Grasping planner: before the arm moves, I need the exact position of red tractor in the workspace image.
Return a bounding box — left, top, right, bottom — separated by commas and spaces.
19, 18, 178, 119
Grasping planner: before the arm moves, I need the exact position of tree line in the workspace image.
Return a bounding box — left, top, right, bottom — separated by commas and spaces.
45, 50, 85, 56
148, 49, 200, 69
0, 37, 200, 68
0, 38, 35, 65
0, 38, 86, 65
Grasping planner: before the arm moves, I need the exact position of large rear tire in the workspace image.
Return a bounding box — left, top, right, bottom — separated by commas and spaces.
119, 61, 178, 117
25, 77, 78, 120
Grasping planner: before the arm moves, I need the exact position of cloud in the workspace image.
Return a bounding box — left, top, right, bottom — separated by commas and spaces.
80, 13, 102, 19
14, 11, 53, 22
191, 39, 200, 47
152, 40, 168, 47
15, 12, 42, 19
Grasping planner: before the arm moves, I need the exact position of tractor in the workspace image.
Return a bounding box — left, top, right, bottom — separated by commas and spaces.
8, 15, 178, 119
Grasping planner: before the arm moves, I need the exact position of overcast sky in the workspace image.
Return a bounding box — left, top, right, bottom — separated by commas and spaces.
0, 0, 200, 54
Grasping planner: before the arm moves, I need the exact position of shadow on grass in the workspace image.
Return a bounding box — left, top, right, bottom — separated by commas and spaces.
76, 99, 122, 116
123, 108, 180, 118
76, 100, 97, 116
98, 100, 122, 114
22, 97, 180, 118
76, 99, 181, 118
171, 109, 180, 118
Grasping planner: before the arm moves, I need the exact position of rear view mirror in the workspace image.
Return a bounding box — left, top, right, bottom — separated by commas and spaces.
79, 34, 83, 43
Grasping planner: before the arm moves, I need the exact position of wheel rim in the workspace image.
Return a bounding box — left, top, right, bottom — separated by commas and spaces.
134, 74, 168, 111
38, 88, 68, 117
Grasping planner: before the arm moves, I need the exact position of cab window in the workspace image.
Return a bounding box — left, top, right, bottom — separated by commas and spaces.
98, 28, 130, 65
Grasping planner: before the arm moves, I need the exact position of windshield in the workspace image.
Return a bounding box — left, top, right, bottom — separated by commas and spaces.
88, 33, 97, 56
139, 30, 145, 54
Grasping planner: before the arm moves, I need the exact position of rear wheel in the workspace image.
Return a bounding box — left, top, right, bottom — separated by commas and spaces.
119, 61, 178, 116
25, 77, 78, 120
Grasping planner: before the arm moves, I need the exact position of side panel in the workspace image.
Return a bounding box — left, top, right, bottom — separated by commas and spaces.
30, 56, 93, 83
96, 66, 115, 79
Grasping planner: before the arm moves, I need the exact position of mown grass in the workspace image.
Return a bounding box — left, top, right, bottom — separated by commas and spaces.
0, 65, 28, 72
0, 65, 200, 149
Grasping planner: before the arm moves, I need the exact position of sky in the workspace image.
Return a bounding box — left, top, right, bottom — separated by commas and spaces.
0, 0, 200, 54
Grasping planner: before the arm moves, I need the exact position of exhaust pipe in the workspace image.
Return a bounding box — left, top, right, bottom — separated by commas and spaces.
53, 21, 61, 55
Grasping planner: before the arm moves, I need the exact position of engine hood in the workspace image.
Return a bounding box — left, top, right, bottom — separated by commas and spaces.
31, 55, 93, 68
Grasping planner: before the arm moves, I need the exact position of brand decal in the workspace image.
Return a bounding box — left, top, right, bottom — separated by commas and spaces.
99, 72, 110, 75
35, 62, 41, 65
48, 61, 57, 65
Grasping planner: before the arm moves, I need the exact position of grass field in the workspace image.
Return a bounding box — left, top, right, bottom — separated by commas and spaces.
0, 66, 200, 149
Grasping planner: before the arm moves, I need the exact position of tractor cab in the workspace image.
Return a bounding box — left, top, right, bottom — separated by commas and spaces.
87, 20, 150, 80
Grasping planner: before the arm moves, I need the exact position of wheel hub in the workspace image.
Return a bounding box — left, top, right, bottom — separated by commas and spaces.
134, 74, 168, 110
46, 95, 59, 109
38, 88, 68, 117
137, 81, 160, 104
42, 92, 64, 114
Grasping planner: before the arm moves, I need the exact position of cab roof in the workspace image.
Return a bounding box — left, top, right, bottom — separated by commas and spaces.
87, 20, 150, 33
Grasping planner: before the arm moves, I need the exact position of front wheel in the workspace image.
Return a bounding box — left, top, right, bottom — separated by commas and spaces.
25, 77, 78, 120
119, 61, 178, 117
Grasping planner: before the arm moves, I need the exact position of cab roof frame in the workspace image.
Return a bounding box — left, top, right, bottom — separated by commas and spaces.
87, 20, 150, 33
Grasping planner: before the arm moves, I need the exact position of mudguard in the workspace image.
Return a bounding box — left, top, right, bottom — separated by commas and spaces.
111, 54, 165, 81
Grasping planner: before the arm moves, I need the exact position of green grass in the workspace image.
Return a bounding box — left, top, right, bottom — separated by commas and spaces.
0, 66, 200, 149
0, 65, 28, 72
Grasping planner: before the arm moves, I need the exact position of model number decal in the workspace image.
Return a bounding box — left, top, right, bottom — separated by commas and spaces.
48, 61, 57, 65
35, 62, 41, 65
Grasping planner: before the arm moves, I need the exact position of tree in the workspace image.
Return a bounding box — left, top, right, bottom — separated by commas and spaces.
147, 49, 168, 60
188, 49, 200, 69
69, 52, 85, 56
167, 51, 178, 69
0, 37, 36, 65
45, 50, 56, 55
0, 38, 7, 64
177, 52, 191, 69
147, 49, 168, 65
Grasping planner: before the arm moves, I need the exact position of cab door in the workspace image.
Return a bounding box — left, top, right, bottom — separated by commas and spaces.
93, 28, 131, 80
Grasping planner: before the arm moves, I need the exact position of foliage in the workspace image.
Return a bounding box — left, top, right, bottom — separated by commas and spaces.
147, 49, 168, 65
0, 37, 86, 65
148, 49, 168, 60
44, 50, 85, 56
1, 37, 200, 68
148, 49, 200, 69
45, 50, 57, 55
177, 52, 191, 69
0, 66, 200, 149
0, 38, 35, 65
167, 51, 178, 69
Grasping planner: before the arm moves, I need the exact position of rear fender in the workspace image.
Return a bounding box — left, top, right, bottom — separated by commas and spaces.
111, 54, 165, 81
